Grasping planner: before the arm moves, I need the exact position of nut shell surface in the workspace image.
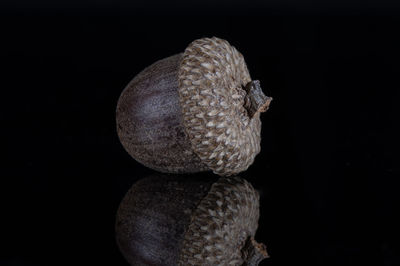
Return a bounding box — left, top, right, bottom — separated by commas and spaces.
117, 54, 208, 173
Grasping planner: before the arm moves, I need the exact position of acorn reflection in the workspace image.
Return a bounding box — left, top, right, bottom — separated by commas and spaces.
116, 173, 268, 266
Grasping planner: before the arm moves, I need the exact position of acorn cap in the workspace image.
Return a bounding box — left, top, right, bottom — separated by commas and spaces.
178, 37, 271, 176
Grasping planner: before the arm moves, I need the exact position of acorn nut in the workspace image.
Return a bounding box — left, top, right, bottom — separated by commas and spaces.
116, 37, 272, 176
116, 174, 269, 265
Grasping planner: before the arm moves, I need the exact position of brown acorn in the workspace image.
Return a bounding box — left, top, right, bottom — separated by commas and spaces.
116, 37, 272, 176
116, 174, 269, 265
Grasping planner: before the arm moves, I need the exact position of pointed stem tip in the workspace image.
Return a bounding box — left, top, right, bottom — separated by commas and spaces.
241, 237, 269, 266
244, 80, 272, 119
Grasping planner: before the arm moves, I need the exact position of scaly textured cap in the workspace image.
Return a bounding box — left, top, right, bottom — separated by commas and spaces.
178, 37, 262, 176
177, 177, 260, 265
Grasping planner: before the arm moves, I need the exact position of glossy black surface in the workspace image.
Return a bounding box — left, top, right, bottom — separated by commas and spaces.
2, 1, 399, 265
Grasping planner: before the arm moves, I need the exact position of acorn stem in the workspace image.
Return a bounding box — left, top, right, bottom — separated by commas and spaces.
241, 237, 269, 266
243, 80, 272, 119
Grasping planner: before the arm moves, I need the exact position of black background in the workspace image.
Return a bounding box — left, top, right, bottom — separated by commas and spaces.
1, 1, 399, 265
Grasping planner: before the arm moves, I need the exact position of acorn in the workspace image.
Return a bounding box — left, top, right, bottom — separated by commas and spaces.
116, 174, 268, 265
116, 37, 272, 176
